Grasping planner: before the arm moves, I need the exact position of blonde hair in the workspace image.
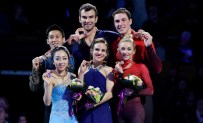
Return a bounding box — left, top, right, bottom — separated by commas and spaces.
118, 37, 135, 50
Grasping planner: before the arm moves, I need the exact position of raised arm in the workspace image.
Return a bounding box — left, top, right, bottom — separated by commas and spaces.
43, 71, 53, 106
78, 60, 89, 81
29, 56, 44, 92
137, 29, 162, 73
146, 44, 162, 73
66, 28, 86, 45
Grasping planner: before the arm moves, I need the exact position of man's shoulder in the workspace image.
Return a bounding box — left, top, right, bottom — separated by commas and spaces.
96, 29, 118, 34
96, 30, 119, 42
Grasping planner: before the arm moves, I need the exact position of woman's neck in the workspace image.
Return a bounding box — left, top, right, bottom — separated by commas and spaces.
91, 61, 105, 70
121, 59, 133, 70
91, 61, 102, 67
54, 70, 67, 78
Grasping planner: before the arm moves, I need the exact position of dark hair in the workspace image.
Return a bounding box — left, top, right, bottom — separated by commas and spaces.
51, 46, 70, 61
46, 24, 65, 38
79, 3, 98, 17
112, 8, 131, 20
90, 38, 109, 63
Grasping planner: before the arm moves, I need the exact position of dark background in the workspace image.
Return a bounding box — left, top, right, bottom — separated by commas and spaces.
0, 0, 203, 123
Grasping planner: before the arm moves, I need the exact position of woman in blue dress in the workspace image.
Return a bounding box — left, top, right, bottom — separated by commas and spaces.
42, 46, 78, 123
78, 38, 114, 123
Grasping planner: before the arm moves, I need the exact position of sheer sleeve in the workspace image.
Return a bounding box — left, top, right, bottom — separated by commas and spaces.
138, 64, 154, 96
29, 68, 41, 92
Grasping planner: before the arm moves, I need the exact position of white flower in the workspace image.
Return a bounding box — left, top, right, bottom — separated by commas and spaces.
72, 78, 76, 81
88, 85, 94, 89
137, 78, 143, 86
71, 78, 83, 85
95, 87, 100, 92
124, 75, 143, 86
124, 75, 136, 80
86, 86, 103, 103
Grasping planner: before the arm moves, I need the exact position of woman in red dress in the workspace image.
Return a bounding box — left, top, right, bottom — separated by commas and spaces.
113, 37, 154, 123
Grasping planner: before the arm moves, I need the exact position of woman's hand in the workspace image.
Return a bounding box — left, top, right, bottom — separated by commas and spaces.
115, 61, 124, 74
42, 70, 52, 87
79, 60, 90, 74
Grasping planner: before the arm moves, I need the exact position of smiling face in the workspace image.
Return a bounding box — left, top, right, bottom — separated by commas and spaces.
118, 39, 135, 61
91, 42, 108, 63
113, 13, 132, 35
47, 30, 65, 50
79, 9, 98, 32
53, 50, 69, 72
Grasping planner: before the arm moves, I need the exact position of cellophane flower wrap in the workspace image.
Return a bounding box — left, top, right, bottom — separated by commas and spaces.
120, 74, 143, 91
117, 74, 144, 115
68, 78, 84, 115
85, 85, 104, 104
68, 78, 85, 92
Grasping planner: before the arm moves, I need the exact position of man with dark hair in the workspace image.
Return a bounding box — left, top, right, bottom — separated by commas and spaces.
29, 24, 74, 123
111, 8, 162, 123
67, 3, 119, 75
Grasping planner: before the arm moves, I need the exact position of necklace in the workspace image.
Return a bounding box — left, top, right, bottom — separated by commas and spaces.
90, 61, 106, 71
92, 65, 105, 70
52, 70, 70, 85
54, 70, 67, 78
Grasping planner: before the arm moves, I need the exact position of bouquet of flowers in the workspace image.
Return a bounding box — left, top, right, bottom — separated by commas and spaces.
120, 74, 143, 91
68, 78, 85, 92
85, 85, 104, 104
117, 74, 143, 115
